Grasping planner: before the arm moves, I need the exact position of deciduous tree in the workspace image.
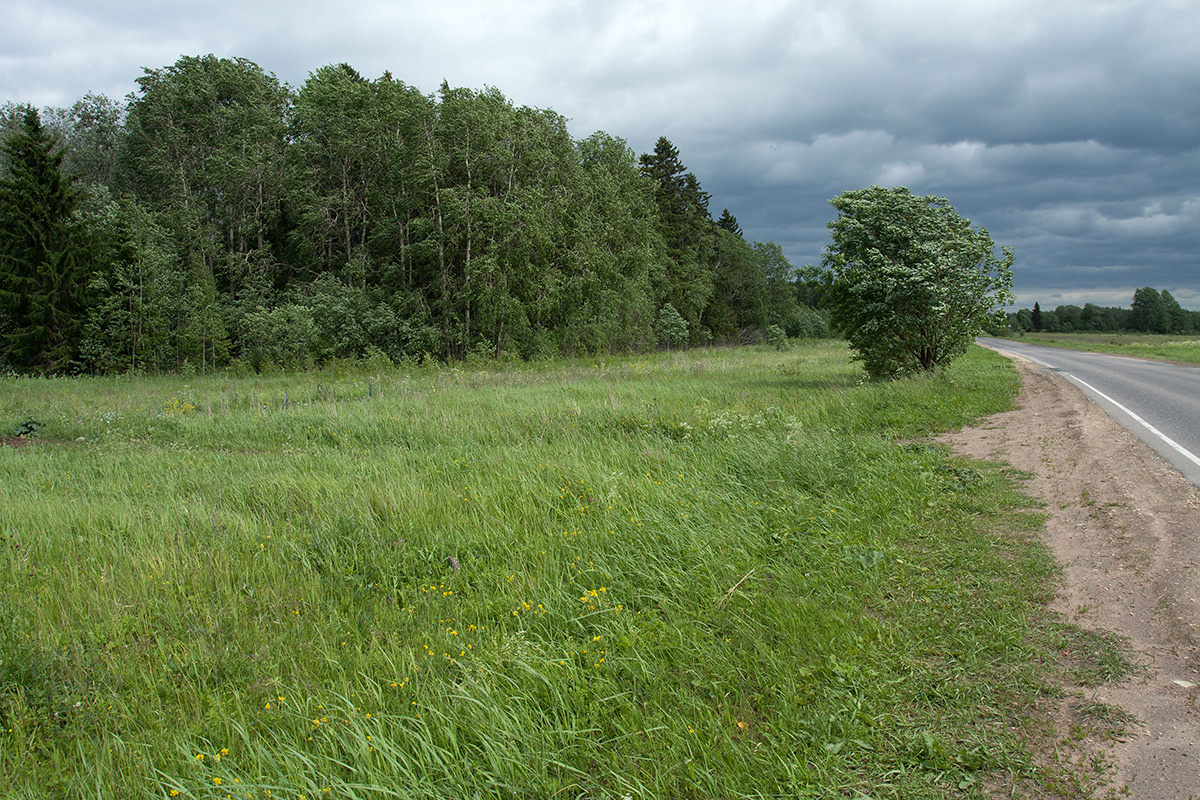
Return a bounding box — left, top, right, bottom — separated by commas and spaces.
1129, 286, 1169, 333
1160, 289, 1192, 334
123, 55, 289, 301
43, 93, 125, 190
820, 185, 1013, 379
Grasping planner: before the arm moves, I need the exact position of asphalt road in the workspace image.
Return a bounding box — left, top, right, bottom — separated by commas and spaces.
977, 337, 1200, 489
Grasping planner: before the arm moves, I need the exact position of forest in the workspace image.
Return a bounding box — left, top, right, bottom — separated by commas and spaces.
1007, 289, 1199, 335
0, 55, 826, 376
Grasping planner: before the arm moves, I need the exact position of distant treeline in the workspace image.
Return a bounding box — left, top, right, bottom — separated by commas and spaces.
1006, 288, 1198, 335
0, 55, 829, 376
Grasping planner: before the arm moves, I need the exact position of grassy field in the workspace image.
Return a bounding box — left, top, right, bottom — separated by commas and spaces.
1000, 331, 1200, 364
0, 343, 1082, 798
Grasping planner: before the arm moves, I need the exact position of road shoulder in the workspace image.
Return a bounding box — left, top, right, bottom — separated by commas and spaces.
940, 355, 1200, 798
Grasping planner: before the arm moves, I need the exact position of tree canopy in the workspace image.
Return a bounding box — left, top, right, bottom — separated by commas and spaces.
820, 185, 1014, 379
0, 55, 808, 374
1007, 290, 1197, 334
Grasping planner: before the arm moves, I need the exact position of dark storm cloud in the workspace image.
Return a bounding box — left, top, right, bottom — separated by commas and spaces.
3, 0, 1197, 308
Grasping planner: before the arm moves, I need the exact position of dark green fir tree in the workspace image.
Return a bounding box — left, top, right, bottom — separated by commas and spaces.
716, 208, 742, 237
0, 107, 88, 373
638, 137, 717, 337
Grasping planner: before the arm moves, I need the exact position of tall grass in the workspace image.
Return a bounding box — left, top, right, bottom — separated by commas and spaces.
0, 343, 1056, 798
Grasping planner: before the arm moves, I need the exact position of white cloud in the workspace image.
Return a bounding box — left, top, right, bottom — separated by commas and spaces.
876, 161, 926, 187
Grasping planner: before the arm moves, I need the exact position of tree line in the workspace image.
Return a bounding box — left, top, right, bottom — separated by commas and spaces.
1007, 288, 1198, 335
1, 55, 820, 376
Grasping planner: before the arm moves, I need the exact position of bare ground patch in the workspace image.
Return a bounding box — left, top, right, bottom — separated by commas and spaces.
940, 355, 1200, 798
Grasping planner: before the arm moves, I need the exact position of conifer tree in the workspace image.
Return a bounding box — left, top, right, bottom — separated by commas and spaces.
716, 208, 742, 237
0, 107, 88, 373
639, 137, 716, 338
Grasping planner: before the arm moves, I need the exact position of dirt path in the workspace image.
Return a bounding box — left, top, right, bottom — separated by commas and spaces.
939, 354, 1200, 799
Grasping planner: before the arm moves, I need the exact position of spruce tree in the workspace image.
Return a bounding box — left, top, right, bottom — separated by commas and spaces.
716, 208, 742, 237
638, 137, 715, 264
638, 137, 716, 338
0, 107, 87, 373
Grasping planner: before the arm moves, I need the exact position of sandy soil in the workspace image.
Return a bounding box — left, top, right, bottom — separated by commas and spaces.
940, 354, 1200, 798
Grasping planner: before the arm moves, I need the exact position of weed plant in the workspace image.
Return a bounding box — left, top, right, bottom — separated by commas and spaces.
0, 343, 1059, 798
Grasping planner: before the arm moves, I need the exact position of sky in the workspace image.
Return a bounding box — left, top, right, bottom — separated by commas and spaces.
2, 0, 1198, 310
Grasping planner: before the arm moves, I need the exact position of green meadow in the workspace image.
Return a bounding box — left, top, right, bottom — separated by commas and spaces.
1, 344, 1076, 798
1006, 331, 1200, 364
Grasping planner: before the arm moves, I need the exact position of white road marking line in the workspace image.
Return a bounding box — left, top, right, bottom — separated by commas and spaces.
990, 344, 1200, 471
1066, 374, 1200, 471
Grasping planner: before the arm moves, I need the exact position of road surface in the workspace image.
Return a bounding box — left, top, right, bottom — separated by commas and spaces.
978, 337, 1200, 489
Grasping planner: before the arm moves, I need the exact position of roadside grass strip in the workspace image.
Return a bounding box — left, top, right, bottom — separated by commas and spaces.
1008, 332, 1200, 365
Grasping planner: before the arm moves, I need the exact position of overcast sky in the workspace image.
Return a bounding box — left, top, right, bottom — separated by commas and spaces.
3, 0, 1197, 309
